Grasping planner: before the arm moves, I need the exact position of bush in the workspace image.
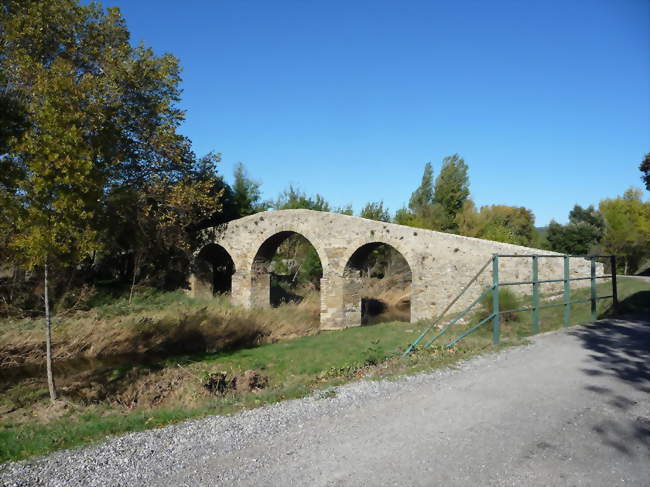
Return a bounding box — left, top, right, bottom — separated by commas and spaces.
479, 287, 521, 322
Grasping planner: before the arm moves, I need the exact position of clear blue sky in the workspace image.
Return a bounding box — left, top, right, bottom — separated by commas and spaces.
102, 0, 648, 225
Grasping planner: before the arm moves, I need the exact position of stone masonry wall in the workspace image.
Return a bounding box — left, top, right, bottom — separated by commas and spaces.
191, 209, 603, 330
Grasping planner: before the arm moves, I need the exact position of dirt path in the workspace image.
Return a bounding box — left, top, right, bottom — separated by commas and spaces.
163, 317, 650, 486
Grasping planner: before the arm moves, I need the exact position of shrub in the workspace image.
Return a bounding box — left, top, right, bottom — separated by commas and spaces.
479, 287, 521, 322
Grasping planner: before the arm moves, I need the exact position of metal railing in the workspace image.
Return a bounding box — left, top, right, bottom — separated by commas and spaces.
403, 254, 618, 356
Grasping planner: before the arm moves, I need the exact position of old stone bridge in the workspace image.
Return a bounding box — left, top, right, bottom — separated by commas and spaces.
190, 209, 595, 330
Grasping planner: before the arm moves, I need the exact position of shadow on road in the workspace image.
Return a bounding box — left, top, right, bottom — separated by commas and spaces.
570, 315, 650, 457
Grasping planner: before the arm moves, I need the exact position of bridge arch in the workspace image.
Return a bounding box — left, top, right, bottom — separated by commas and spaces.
249, 230, 327, 308
342, 241, 413, 325
191, 243, 236, 296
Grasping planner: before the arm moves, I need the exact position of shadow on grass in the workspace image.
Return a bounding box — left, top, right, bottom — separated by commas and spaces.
569, 309, 650, 457
601, 290, 650, 318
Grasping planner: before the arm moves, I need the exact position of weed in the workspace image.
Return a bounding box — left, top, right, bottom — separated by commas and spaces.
317, 388, 337, 399
479, 287, 521, 322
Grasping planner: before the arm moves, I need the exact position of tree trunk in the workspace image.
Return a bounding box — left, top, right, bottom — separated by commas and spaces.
44, 263, 57, 403
129, 253, 140, 305
624, 258, 628, 276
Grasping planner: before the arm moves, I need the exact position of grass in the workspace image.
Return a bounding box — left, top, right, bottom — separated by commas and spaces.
0, 277, 648, 465
0, 288, 321, 368
426, 276, 649, 348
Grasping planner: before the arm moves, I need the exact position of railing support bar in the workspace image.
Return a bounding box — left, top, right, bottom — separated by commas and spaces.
563, 255, 570, 327
611, 255, 618, 314
590, 258, 597, 321
532, 255, 540, 334
492, 255, 500, 345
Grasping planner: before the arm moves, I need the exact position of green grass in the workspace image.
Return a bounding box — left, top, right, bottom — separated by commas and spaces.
1, 277, 648, 465
428, 276, 649, 348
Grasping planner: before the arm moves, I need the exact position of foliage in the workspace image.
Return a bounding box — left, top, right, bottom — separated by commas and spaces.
334, 204, 354, 216
270, 234, 323, 292
456, 201, 537, 246
231, 162, 268, 216
399, 161, 445, 230
408, 162, 435, 215
640, 153, 650, 191
393, 206, 420, 227
360, 201, 391, 222
545, 204, 604, 255
0, 0, 225, 306
479, 287, 521, 322
273, 185, 330, 211
599, 188, 650, 274
398, 155, 470, 232
432, 154, 470, 232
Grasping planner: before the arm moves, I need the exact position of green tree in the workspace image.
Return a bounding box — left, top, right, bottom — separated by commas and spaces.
360, 201, 390, 222
232, 162, 267, 216
457, 203, 536, 246
545, 204, 604, 255
334, 204, 354, 216
599, 188, 650, 274
432, 154, 470, 232
5, 55, 105, 402
1, 0, 221, 397
408, 162, 435, 215
394, 206, 419, 227
396, 161, 439, 229
274, 185, 331, 211
399, 155, 470, 232
640, 153, 650, 191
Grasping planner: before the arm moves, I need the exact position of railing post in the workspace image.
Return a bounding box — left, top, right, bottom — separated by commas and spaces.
590, 257, 597, 322
611, 255, 618, 314
563, 255, 570, 327
492, 255, 500, 345
532, 255, 540, 334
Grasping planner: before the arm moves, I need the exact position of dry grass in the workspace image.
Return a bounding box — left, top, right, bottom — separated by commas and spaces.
0, 290, 321, 368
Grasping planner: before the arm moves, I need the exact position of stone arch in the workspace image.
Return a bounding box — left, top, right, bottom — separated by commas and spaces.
342, 241, 413, 325
249, 230, 327, 308
192, 243, 236, 297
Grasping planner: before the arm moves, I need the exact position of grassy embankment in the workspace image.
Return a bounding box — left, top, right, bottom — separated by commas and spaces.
0, 277, 648, 464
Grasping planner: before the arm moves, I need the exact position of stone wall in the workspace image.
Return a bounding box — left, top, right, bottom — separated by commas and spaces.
191, 209, 603, 330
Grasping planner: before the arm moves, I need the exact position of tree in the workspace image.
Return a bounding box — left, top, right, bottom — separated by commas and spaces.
396, 161, 439, 229
640, 153, 650, 191
432, 154, 470, 232
408, 162, 435, 215
599, 188, 650, 274
545, 204, 604, 255
457, 203, 536, 246
399, 155, 470, 232
335, 204, 354, 216
394, 206, 419, 227
273, 185, 330, 211
360, 201, 390, 222
1, 0, 220, 398
6, 58, 105, 402
232, 162, 267, 216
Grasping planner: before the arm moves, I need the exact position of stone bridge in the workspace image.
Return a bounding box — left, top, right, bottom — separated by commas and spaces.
190, 210, 597, 330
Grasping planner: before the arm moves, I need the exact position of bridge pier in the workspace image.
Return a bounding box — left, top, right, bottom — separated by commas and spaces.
230, 271, 252, 308
319, 273, 363, 330
250, 272, 271, 308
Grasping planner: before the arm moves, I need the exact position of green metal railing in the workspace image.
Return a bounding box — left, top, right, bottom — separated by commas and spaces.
403, 254, 618, 356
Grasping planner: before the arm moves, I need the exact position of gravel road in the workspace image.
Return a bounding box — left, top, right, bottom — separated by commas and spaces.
2, 316, 649, 486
